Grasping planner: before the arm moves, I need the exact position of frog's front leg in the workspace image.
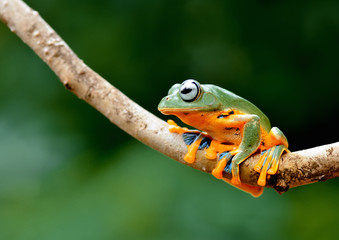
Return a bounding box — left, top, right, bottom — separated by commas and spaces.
167, 119, 206, 163
228, 115, 261, 185
211, 114, 261, 185
167, 119, 200, 135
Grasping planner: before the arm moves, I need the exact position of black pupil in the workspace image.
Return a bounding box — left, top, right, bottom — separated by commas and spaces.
181, 87, 192, 94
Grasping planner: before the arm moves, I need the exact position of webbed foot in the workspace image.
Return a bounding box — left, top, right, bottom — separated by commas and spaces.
183, 137, 202, 163
254, 145, 289, 186
212, 151, 232, 179
211, 150, 241, 188
167, 119, 209, 164
210, 143, 238, 180
212, 151, 263, 197
168, 119, 236, 165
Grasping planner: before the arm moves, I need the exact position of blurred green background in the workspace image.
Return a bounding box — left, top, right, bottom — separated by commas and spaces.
0, 0, 338, 239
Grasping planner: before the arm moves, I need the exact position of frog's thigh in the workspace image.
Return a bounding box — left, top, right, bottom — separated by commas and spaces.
231, 115, 261, 184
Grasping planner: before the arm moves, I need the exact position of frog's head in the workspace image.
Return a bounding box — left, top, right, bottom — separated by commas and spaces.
158, 79, 223, 115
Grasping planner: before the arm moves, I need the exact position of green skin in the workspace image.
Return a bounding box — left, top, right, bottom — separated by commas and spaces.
159, 83, 271, 131
158, 82, 287, 185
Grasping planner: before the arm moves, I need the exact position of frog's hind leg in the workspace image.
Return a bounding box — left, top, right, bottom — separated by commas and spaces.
254, 127, 289, 186
254, 145, 289, 186
209, 142, 239, 178
214, 151, 264, 197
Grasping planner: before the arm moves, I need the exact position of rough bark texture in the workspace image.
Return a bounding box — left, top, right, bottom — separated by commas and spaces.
1, 0, 338, 193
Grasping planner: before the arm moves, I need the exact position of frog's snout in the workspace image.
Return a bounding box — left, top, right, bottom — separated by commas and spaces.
158, 96, 168, 111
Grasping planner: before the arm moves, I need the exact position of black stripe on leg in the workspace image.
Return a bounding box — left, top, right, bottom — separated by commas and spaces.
182, 133, 200, 145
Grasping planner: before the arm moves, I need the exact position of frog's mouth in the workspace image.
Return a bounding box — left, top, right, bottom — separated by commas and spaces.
158, 107, 203, 115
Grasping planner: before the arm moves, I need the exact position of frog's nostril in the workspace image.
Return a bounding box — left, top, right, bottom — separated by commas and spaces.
166, 97, 170, 101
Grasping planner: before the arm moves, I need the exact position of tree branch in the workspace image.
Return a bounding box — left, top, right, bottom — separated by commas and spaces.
1, 0, 338, 193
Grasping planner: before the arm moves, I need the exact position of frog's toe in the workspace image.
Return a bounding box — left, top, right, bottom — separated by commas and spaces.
206, 151, 217, 160
266, 151, 280, 175
183, 136, 202, 163
231, 176, 241, 186
212, 156, 227, 179
167, 119, 193, 134
256, 149, 274, 186
171, 124, 214, 164
267, 145, 289, 174
221, 151, 233, 174
256, 145, 289, 186
168, 125, 189, 134
254, 150, 268, 173
211, 151, 233, 179
167, 119, 178, 127
212, 168, 224, 179
204, 140, 218, 159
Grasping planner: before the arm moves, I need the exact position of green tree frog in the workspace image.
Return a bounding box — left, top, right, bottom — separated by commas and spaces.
158, 79, 289, 197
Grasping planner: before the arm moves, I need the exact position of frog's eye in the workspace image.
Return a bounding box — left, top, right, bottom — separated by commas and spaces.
180, 79, 201, 102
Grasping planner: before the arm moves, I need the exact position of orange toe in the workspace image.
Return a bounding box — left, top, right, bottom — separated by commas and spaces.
183, 138, 202, 164
211, 157, 227, 179
231, 176, 241, 186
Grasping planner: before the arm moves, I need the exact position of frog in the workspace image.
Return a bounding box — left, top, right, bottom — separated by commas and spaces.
158, 79, 289, 197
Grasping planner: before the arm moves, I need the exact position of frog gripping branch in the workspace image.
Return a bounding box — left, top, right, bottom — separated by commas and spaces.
158, 80, 289, 197
1, 0, 338, 198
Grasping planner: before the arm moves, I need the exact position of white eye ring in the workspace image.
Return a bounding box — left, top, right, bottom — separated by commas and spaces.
179, 79, 201, 102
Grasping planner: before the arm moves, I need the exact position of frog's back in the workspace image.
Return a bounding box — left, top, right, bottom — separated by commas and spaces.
204, 84, 271, 132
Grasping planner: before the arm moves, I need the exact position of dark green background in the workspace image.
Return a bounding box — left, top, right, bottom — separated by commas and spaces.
0, 0, 338, 239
